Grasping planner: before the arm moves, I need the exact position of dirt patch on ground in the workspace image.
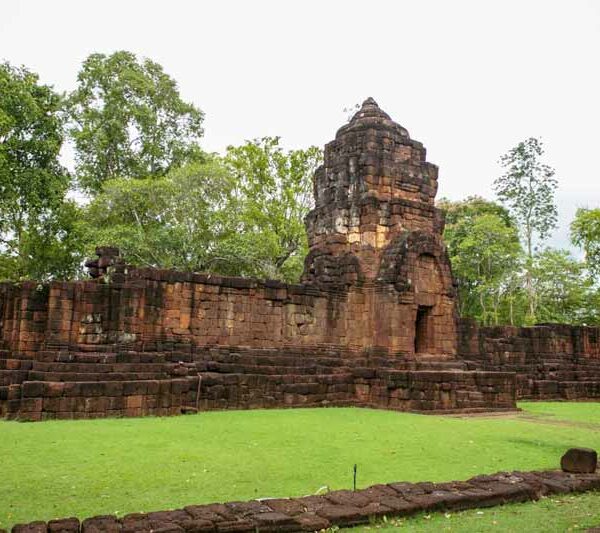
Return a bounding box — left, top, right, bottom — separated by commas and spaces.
450, 410, 600, 431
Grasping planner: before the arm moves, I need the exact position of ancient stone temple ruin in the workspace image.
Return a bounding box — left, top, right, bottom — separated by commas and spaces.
1, 98, 598, 420
303, 97, 457, 356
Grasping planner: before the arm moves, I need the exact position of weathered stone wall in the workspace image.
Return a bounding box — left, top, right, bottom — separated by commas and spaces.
0, 271, 451, 357
8, 468, 600, 532
458, 318, 600, 400
0, 283, 49, 357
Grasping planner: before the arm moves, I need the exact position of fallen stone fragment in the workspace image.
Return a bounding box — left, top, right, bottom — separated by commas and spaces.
81, 515, 121, 533
48, 518, 80, 533
561, 448, 598, 474
11, 523, 47, 533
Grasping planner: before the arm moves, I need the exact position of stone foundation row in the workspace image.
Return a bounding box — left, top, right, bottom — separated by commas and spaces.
1, 368, 515, 420
6, 468, 600, 532
458, 319, 600, 401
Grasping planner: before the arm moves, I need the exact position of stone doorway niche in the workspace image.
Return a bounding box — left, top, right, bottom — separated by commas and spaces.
415, 305, 434, 354
412, 252, 443, 355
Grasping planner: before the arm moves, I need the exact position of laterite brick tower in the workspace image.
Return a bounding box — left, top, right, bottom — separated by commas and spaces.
303, 97, 457, 357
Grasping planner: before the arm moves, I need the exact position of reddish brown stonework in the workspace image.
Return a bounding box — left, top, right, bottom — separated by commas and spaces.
9, 468, 600, 532
0, 99, 522, 420
303, 97, 457, 356
458, 319, 600, 400
84, 247, 124, 280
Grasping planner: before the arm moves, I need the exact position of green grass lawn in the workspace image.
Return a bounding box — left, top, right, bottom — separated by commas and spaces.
1, 402, 599, 529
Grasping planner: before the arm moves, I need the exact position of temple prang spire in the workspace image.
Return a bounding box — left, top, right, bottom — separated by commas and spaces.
303, 98, 457, 356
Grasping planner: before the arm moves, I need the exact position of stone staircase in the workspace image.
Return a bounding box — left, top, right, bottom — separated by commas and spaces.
190, 347, 374, 411
458, 321, 600, 401
0, 345, 194, 420
188, 348, 513, 414
0, 343, 516, 420
464, 350, 600, 400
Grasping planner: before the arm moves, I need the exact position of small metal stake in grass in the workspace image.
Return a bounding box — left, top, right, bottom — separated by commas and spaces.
353, 464, 357, 491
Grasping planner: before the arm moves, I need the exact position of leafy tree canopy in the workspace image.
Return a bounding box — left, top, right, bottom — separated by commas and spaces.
571, 207, 600, 279
0, 62, 83, 281
84, 156, 234, 272
532, 248, 599, 326
439, 195, 599, 327
493, 137, 558, 321
440, 195, 514, 228
84, 138, 322, 283
494, 137, 558, 255
224, 137, 322, 281
439, 197, 522, 325
67, 51, 204, 194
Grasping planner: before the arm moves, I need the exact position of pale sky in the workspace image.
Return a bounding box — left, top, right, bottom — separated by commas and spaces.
2, 0, 599, 251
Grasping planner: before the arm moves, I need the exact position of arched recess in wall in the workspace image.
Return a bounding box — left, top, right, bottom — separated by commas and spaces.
377, 231, 453, 292
413, 253, 443, 354
413, 253, 443, 306
378, 232, 456, 355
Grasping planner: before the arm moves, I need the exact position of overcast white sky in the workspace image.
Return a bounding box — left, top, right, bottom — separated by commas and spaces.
2, 0, 599, 250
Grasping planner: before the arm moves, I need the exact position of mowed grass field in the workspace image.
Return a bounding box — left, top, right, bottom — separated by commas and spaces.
1, 402, 599, 530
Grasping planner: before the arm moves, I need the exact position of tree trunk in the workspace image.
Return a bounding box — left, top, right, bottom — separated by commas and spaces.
479, 292, 487, 326
525, 226, 536, 322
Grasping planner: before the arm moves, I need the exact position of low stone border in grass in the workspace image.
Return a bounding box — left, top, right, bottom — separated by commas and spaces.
7, 469, 600, 533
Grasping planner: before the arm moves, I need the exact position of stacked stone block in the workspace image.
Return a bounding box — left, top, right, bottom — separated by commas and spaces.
459, 318, 600, 400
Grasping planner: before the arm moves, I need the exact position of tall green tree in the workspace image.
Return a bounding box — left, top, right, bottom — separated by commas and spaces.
532, 248, 599, 325
441, 195, 515, 231
67, 51, 204, 194
224, 137, 322, 281
0, 62, 83, 281
571, 207, 600, 279
440, 197, 598, 326
84, 138, 322, 283
493, 137, 558, 322
439, 197, 523, 325
84, 156, 236, 272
